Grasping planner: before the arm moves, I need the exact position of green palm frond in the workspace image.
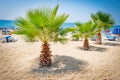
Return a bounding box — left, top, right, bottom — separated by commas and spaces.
91, 11, 115, 31
91, 14, 98, 23
49, 5, 59, 21
48, 14, 69, 33
72, 32, 80, 40
15, 17, 38, 41
73, 21, 98, 39
27, 9, 47, 27
14, 5, 69, 43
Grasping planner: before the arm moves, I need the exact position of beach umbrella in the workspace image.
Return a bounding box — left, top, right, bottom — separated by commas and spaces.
112, 26, 120, 35
112, 26, 120, 41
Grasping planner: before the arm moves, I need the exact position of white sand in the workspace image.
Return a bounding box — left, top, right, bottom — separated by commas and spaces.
0, 34, 120, 80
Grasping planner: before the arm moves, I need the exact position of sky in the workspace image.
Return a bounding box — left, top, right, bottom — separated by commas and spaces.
0, 0, 120, 25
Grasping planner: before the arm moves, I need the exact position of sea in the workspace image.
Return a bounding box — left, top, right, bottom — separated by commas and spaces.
0, 20, 17, 29
0, 20, 76, 29
0, 20, 119, 31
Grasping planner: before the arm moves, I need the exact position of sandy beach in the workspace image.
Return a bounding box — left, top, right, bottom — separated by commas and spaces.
0, 34, 120, 80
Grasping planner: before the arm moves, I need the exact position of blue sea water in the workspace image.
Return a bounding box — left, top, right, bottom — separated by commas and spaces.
0, 20, 18, 29
0, 20, 119, 32
61, 22, 76, 28
0, 20, 76, 29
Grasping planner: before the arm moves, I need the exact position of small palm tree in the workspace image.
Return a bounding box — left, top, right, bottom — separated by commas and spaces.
15, 5, 69, 67
91, 11, 115, 44
73, 21, 97, 50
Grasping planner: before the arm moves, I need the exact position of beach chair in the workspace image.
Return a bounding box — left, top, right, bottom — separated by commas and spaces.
0, 36, 17, 43
2, 29, 12, 35
8, 36, 17, 42
106, 35, 116, 41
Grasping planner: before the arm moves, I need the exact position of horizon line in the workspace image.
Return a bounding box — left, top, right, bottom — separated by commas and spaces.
0, 19, 119, 25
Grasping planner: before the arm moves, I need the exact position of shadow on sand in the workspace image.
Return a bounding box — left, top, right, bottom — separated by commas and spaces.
77, 46, 107, 52
104, 42, 120, 46
31, 55, 87, 74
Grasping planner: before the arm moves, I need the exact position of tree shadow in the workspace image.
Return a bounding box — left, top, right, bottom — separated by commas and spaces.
104, 42, 120, 46
30, 55, 88, 74
77, 46, 107, 52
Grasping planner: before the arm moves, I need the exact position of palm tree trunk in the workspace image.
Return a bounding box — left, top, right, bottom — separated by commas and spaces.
40, 42, 52, 67
83, 38, 89, 50
96, 32, 102, 44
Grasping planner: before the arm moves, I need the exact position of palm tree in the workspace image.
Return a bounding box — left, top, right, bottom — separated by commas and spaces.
91, 11, 115, 44
14, 5, 69, 67
73, 21, 97, 50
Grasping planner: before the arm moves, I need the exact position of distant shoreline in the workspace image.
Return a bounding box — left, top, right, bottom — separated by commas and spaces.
0, 20, 120, 29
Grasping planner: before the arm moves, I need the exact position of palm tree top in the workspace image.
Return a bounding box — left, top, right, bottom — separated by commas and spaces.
91, 11, 115, 30
15, 5, 69, 43
73, 21, 98, 39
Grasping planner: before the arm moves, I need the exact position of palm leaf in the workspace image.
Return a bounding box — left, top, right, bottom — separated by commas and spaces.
15, 5, 69, 43
73, 21, 98, 39
91, 11, 115, 31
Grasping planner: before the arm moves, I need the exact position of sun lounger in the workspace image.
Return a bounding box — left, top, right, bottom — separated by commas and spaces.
0, 36, 17, 43
106, 35, 116, 41
2, 29, 12, 35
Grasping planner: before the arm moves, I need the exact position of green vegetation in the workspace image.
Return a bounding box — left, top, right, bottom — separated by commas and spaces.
14, 4, 116, 67
73, 21, 98, 50
91, 11, 115, 44
15, 5, 69, 67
